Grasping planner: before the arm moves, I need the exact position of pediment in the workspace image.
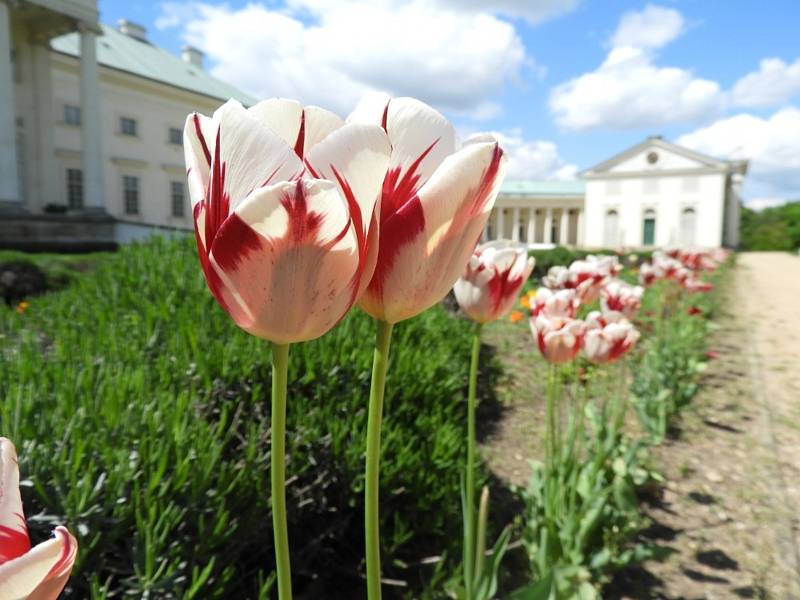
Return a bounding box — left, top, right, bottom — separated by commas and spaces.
584, 137, 728, 176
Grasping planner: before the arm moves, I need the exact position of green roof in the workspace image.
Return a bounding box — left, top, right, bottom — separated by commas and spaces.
500, 180, 585, 196
51, 24, 257, 106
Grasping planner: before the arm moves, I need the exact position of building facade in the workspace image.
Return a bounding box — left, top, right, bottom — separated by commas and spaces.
483, 137, 747, 249
0, 0, 253, 248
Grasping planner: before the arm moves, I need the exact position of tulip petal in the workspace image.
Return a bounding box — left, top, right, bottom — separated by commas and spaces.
305, 123, 391, 299
209, 179, 360, 343
0, 526, 77, 600
247, 98, 304, 153
302, 106, 345, 154
0, 438, 30, 565
362, 141, 505, 323
183, 112, 216, 209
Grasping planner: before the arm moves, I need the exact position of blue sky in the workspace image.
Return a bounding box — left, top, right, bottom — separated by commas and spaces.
98, 0, 800, 207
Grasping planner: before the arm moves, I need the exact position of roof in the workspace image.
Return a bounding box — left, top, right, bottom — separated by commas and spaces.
582, 136, 748, 176
500, 180, 585, 196
50, 24, 257, 106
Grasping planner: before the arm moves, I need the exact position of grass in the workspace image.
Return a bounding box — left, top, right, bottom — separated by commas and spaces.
0, 236, 499, 599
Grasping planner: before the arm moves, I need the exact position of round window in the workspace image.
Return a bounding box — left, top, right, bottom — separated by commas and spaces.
646, 151, 659, 164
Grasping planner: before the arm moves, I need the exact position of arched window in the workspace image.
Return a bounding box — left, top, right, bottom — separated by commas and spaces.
603, 209, 619, 247
642, 209, 656, 246
680, 207, 696, 246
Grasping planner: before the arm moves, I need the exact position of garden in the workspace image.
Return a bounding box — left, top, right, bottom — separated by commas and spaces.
0, 97, 730, 599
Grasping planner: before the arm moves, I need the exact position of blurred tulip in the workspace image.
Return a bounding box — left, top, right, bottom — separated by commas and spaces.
349, 94, 507, 324
683, 278, 714, 293
454, 241, 534, 324
528, 287, 579, 318
0, 438, 78, 600
184, 98, 391, 343
584, 311, 640, 364
601, 279, 644, 320
530, 305, 585, 364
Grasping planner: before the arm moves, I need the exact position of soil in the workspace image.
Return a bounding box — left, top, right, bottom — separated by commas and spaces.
481, 252, 800, 598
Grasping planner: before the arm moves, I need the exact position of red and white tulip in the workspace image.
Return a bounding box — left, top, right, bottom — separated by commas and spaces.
453, 241, 534, 324
0, 438, 78, 600
601, 280, 644, 320
348, 94, 507, 324
528, 287, 580, 318
530, 298, 585, 364
184, 98, 391, 343
584, 311, 640, 364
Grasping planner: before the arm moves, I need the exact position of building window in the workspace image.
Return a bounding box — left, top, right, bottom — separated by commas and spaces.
120, 117, 138, 136
171, 181, 185, 217
603, 209, 619, 247
123, 175, 139, 214
168, 127, 182, 145
66, 168, 83, 209
64, 105, 81, 126
680, 207, 697, 246
642, 209, 656, 246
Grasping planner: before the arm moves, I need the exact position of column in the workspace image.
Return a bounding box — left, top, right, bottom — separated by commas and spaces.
32, 41, 57, 211
80, 24, 105, 212
526, 209, 536, 245
511, 207, 521, 242
0, 0, 20, 208
543, 207, 553, 243
497, 207, 505, 240
559, 209, 568, 246
576, 209, 584, 247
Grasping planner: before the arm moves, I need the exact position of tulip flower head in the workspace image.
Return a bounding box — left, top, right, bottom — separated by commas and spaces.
583, 311, 640, 364
528, 287, 579, 318
682, 277, 714, 293
601, 279, 644, 320
453, 241, 534, 324
530, 299, 585, 364
0, 438, 78, 600
184, 98, 391, 343
348, 94, 507, 324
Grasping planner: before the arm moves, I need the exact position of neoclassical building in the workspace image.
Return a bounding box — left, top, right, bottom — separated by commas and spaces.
485, 137, 747, 249
0, 0, 252, 248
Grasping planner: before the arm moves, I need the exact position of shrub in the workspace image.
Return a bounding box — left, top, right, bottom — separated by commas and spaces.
0, 236, 497, 599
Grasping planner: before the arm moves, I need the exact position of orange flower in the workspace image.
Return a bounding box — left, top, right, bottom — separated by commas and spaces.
509, 310, 524, 323
15, 301, 29, 315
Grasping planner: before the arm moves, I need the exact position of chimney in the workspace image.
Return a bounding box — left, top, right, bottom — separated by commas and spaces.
182, 46, 204, 69
117, 19, 148, 42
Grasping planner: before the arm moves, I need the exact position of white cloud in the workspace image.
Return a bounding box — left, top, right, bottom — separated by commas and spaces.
550, 46, 723, 130
732, 57, 800, 108
471, 129, 577, 180
156, 1, 526, 119
610, 4, 684, 50
677, 107, 800, 203
747, 197, 789, 211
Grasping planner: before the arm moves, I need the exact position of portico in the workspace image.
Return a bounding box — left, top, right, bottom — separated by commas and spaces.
483, 180, 585, 247
0, 0, 103, 214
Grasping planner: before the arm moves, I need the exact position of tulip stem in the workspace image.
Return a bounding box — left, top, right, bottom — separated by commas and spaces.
366, 319, 394, 600
271, 342, 292, 600
464, 323, 482, 596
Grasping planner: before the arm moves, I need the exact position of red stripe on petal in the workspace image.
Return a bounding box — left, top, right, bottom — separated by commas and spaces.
468, 143, 504, 217
0, 521, 31, 564
294, 109, 306, 158
45, 527, 77, 579
382, 139, 439, 218
193, 113, 212, 166
204, 128, 231, 249
381, 102, 389, 132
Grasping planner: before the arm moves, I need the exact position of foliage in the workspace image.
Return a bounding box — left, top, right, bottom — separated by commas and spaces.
740, 201, 800, 251
526, 247, 652, 282
0, 236, 499, 599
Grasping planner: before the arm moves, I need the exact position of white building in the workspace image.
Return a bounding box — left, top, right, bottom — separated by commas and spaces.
486, 136, 747, 249
0, 0, 253, 248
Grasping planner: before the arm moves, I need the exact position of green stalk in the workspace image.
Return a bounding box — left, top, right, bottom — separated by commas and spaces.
271, 342, 292, 600
474, 485, 490, 583
365, 319, 394, 600
464, 323, 482, 596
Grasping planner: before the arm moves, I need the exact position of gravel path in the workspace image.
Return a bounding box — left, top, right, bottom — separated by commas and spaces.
612, 252, 800, 598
